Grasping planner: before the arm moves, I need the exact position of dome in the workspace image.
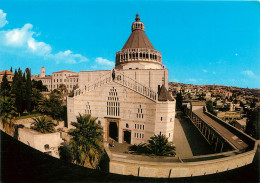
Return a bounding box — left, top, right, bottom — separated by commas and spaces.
115, 14, 162, 70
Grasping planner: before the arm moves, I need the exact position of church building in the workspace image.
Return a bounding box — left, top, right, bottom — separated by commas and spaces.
67, 14, 176, 144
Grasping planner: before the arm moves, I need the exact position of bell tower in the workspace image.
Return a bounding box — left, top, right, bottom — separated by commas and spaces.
40, 66, 46, 78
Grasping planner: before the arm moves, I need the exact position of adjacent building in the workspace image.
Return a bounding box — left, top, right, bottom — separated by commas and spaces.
0, 70, 14, 84
52, 70, 78, 91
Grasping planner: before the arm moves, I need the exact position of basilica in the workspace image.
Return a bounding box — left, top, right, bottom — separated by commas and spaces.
67, 14, 176, 144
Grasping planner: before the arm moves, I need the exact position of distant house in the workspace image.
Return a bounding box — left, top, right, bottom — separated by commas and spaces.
0, 70, 14, 84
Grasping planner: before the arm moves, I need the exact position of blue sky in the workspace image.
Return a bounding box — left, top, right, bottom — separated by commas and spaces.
0, 0, 259, 88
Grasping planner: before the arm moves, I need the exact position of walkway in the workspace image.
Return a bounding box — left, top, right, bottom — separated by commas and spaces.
174, 113, 214, 157
193, 108, 248, 150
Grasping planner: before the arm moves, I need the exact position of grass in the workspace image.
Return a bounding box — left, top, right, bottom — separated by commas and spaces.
15, 111, 42, 120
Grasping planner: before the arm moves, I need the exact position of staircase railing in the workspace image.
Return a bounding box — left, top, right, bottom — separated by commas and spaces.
74, 70, 157, 102
113, 72, 157, 102
74, 72, 112, 96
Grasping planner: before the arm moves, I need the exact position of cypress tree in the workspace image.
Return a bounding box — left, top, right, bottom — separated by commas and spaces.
14, 68, 24, 116
26, 68, 32, 113
22, 71, 27, 113
0, 72, 11, 97
10, 66, 13, 73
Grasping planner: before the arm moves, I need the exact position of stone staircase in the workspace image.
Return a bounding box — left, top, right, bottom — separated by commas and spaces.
74, 71, 157, 102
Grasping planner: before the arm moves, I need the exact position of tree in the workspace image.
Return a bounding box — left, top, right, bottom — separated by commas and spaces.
10, 66, 12, 72
0, 71, 15, 134
245, 107, 259, 139
37, 92, 65, 121
0, 72, 11, 97
175, 91, 183, 111
32, 79, 47, 92
0, 96, 15, 133
59, 143, 73, 163
129, 134, 176, 157
69, 114, 104, 168
11, 68, 26, 116
31, 116, 56, 133
57, 84, 67, 94
31, 88, 43, 111
26, 68, 32, 113
206, 101, 217, 116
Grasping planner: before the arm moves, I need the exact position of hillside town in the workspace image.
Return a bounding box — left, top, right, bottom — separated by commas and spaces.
170, 82, 260, 136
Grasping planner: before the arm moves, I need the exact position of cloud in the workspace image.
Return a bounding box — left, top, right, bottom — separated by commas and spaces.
213, 72, 216, 74
242, 70, 254, 77
185, 78, 197, 83
0, 10, 8, 28
173, 79, 179, 82
95, 57, 114, 67
49, 50, 89, 64
0, 12, 88, 64
202, 69, 208, 73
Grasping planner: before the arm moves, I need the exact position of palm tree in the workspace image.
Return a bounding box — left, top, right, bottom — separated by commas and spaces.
31, 116, 56, 133
147, 134, 176, 156
0, 96, 16, 134
58, 84, 68, 94
129, 134, 176, 157
69, 114, 104, 168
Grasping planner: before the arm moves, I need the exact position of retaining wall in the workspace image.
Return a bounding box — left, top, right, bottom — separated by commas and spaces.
105, 143, 257, 178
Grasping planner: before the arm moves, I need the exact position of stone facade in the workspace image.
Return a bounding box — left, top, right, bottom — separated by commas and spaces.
67, 14, 176, 144
66, 74, 79, 93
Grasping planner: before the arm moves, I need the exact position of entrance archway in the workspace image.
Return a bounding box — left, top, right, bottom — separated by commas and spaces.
109, 122, 118, 141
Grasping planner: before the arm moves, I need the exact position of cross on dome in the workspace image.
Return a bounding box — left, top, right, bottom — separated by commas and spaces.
135, 13, 140, 22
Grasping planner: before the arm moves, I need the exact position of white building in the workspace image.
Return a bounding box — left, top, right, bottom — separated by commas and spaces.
52, 70, 78, 90
67, 14, 176, 145
18, 127, 64, 158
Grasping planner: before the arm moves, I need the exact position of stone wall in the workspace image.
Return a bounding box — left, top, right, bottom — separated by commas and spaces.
106, 143, 257, 178
18, 127, 64, 158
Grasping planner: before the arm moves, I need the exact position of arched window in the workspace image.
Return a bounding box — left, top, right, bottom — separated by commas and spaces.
107, 87, 120, 116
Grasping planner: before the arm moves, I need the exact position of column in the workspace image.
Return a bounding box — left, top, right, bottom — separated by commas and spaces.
220, 142, 224, 152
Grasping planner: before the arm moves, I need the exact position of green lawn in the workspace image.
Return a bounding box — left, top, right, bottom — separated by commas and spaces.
16, 111, 42, 120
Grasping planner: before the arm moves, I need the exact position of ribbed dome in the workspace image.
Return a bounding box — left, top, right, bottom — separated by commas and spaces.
115, 14, 162, 70
122, 29, 155, 49
122, 13, 154, 50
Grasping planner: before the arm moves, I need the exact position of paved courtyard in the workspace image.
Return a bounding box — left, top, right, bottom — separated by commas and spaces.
174, 113, 214, 157
108, 112, 213, 158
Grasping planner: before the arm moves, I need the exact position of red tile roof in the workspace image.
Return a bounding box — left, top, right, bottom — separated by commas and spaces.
0, 70, 14, 75
53, 70, 77, 74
